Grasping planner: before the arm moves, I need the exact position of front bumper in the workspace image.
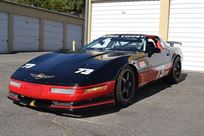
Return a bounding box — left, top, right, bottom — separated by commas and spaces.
8, 79, 115, 110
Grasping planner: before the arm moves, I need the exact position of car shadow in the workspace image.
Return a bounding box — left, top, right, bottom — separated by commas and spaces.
23, 72, 188, 118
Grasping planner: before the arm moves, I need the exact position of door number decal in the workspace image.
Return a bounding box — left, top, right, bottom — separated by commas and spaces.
75, 68, 94, 75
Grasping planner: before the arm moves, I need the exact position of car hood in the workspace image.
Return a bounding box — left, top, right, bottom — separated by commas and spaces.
11, 50, 136, 86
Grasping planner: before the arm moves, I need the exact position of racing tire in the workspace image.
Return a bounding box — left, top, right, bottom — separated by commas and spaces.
115, 65, 136, 108
165, 57, 182, 84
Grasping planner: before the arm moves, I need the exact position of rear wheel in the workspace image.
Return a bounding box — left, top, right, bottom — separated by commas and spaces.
165, 57, 182, 84
115, 65, 136, 108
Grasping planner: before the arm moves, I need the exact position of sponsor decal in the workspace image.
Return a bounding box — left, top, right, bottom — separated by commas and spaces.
75, 68, 94, 75
21, 63, 36, 69
30, 73, 55, 80
139, 61, 146, 68
155, 63, 171, 79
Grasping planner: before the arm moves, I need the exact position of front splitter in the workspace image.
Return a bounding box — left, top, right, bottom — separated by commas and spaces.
8, 91, 115, 111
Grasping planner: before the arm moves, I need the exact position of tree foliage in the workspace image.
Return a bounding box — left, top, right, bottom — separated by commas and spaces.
10, 0, 84, 16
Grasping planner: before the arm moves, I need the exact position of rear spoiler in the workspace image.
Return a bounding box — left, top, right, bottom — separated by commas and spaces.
166, 41, 182, 47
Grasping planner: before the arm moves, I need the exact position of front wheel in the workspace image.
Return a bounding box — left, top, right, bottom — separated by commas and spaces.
115, 65, 136, 108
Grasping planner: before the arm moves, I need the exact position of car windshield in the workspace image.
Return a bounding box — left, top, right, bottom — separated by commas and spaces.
84, 36, 146, 52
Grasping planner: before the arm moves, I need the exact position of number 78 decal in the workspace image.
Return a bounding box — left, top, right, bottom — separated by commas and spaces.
75, 68, 94, 75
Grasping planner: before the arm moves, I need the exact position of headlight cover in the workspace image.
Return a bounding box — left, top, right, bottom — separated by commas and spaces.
9, 80, 21, 88
50, 88, 75, 95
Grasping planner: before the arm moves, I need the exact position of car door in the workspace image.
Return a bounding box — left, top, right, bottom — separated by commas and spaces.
147, 39, 172, 82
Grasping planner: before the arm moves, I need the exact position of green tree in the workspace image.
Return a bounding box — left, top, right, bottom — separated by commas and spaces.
9, 0, 84, 16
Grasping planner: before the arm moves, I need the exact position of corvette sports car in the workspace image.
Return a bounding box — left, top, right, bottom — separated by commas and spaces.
8, 34, 183, 110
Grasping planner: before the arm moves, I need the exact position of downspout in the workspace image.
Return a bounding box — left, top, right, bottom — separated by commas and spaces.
84, 0, 88, 45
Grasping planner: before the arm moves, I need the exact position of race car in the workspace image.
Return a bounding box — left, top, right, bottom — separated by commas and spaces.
8, 34, 183, 110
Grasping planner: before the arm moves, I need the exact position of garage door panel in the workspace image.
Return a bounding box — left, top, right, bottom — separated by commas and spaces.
45, 33, 63, 39
92, 22, 159, 27
14, 40, 39, 46
183, 61, 204, 67
171, 3, 204, 9
184, 57, 204, 62
91, 0, 160, 41
92, 24, 159, 29
14, 21, 39, 29
182, 66, 203, 71
93, 19, 160, 23
92, 9, 160, 15
44, 25, 63, 33
171, 0, 204, 4
170, 8, 204, 13
14, 29, 39, 37
67, 24, 82, 49
92, 30, 158, 37
181, 47, 204, 53
169, 33, 204, 38
184, 52, 204, 57
169, 0, 204, 71
92, 27, 159, 32
93, 21, 159, 25
14, 15, 39, 22
13, 15, 39, 51
93, 1, 160, 8
44, 20, 63, 51
169, 23, 204, 28
92, 14, 160, 20
169, 19, 204, 24
168, 37, 204, 42
168, 38, 204, 45
0, 12, 8, 53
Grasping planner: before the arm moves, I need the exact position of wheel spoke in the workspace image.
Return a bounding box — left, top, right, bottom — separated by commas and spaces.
119, 69, 134, 100
122, 77, 126, 83
174, 62, 181, 78
126, 72, 130, 81
125, 89, 129, 98
128, 82, 132, 88
121, 88, 126, 94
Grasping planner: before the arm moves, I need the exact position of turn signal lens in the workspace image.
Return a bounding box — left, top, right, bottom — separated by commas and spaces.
84, 85, 107, 94
50, 88, 75, 95
9, 80, 21, 88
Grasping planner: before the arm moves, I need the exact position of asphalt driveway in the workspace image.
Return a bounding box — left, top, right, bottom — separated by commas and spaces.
0, 52, 204, 136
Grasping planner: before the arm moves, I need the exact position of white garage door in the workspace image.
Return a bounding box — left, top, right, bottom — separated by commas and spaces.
44, 20, 63, 51
91, 0, 160, 41
14, 15, 39, 51
67, 24, 82, 49
169, 0, 204, 71
0, 12, 8, 53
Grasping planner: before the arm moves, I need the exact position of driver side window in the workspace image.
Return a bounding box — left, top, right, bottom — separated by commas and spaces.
146, 39, 157, 52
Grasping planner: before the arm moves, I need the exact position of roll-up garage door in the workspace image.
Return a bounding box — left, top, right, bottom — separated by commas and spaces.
169, 0, 204, 71
67, 24, 82, 49
14, 15, 39, 51
91, 0, 160, 41
44, 20, 63, 51
0, 12, 8, 53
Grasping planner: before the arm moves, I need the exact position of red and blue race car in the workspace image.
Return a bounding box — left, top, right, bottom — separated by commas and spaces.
8, 34, 183, 110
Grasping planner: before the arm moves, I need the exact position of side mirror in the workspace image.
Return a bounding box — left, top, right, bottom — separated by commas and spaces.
153, 48, 161, 53
147, 48, 160, 57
